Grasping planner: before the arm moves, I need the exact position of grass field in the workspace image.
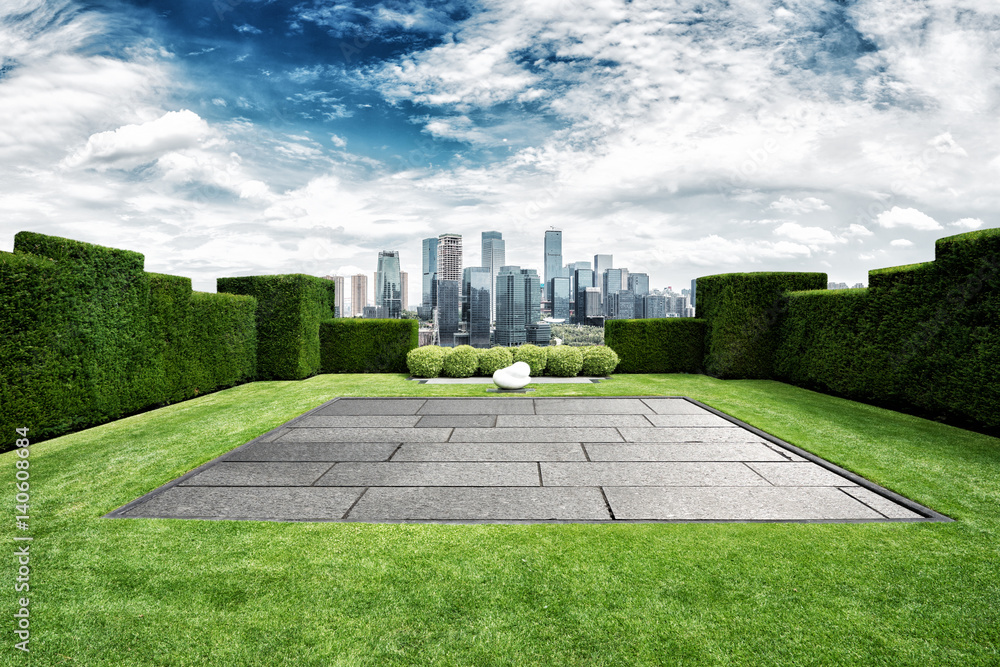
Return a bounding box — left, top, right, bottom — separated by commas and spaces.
4, 373, 1000, 665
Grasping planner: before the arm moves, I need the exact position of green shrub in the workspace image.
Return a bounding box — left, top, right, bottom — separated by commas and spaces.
605, 319, 706, 373
477, 347, 514, 376
442, 345, 479, 378
189, 291, 257, 392
406, 346, 446, 378
320, 319, 418, 373
545, 345, 584, 376
512, 344, 547, 375
217, 274, 334, 380
580, 345, 620, 376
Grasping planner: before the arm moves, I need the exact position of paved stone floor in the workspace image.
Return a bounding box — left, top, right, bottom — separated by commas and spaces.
109, 397, 946, 524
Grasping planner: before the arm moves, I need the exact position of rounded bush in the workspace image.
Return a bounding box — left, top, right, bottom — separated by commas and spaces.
406, 345, 446, 378
477, 346, 514, 376
442, 345, 479, 378
580, 345, 620, 376
545, 345, 584, 377
512, 344, 548, 376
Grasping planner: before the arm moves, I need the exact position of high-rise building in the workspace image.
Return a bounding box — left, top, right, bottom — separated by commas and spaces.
400, 271, 408, 312
574, 268, 594, 324
642, 294, 667, 318
421, 237, 438, 308
522, 268, 541, 325
551, 276, 571, 320
544, 229, 563, 301
322, 275, 345, 317
463, 267, 491, 348
564, 261, 590, 299
350, 274, 367, 317
481, 231, 505, 322
495, 266, 527, 347
375, 250, 402, 318
606, 289, 635, 319
602, 269, 623, 316
593, 254, 613, 300
436, 279, 461, 346
620, 268, 630, 292
628, 272, 649, 297
437, 233, 462, 281
691, 278, 697, 309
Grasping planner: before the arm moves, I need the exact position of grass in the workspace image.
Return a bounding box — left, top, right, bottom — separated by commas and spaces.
4, 373, 1000, 665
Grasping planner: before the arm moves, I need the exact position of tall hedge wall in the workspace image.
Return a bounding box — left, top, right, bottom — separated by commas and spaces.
217, 274, 334, 380
1, 232, 258, 448
605, 319, 706, 373
696, 271, 827, 379
776, 229, 1000, 430
319, 319, 418, 373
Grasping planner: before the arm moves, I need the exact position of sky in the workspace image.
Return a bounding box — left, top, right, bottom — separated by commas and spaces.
2, 0, 999, 303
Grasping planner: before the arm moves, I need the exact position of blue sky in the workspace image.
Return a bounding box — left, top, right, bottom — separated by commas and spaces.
2, 0, 999, 300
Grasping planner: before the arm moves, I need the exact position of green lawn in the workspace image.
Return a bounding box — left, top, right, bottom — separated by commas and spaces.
5, 374, 1000, 665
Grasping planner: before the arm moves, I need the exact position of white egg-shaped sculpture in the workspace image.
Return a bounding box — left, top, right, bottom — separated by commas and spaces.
492, 361, 532, 390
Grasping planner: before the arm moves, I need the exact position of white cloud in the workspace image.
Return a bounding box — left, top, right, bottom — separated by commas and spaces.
845, 224, 874, 237
768, 196, 831, 214
330, 134, 347, 148
773, 222, 839, 245
890, 238, 913, 247
950, 217, 984, 229
62, 110, 215, 170
875, 207, 943, 230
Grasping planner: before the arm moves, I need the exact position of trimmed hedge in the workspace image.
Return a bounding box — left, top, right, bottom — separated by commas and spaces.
189, 291, 257, 392
218, 274, 334, 380
478, 347, 514, 376
580, 345, 620, 376
697, 272, 827, 379
512, 344, 548, 376
407, 346, 447, 378
545, 346, 584, 377
605, 319, 706, 373
319, 319, 418, 373
443, 345, 479, 378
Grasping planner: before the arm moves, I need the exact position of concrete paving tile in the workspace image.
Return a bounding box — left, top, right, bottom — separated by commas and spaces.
178, 462, 333, 486
763, 444, 808, 462
315, 462, 540, 486
747, 462, 857, 486
415, 415, 497, 428
495, 414, 652, 428
619, 428, 767, 443
641, 399, 713, 415
347, 487, 611, 521
259, 428, 289, 442
224, 442, 399, 462
604, 486, 884, 520
584, 443, 788, 462
296, 416, 421, 428
314, 399, 426, 416
451, 427, 623, 442
392, 443, 587, 462
533, 398, 652, 414
540, 462, 770, 486
417, 398, 535, 414
645, 414, 739, 428
276, 427, 453, 443
122, 486, 364, 519
841, 487, 923, 519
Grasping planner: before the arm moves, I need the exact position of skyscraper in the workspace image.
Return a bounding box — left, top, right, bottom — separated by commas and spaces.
481, 231, 505, 322
421, 237, 438, 308
574, 268, 593, 324
691, 278, 697, 309
565, 261, 591, 297
400, 271, 408, 312
551, 276, 571, 320
463, 266, 491, 348
375, 250, 402, 318
522, 268, 541, 325
544, 229, 562, 302
322, 275, 345, 317
593, 254, 612, 299
350, 274, 367, 317
495, 266, 527, 346
436, 233, 462, 346
643, 294, 667, 319
628, 272, 649, 296
437, 233, 462, 281
602, 268, 623, 316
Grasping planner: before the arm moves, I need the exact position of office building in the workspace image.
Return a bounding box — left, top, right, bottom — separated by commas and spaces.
551, 276, 571, 320
643, 294, 667, 319
437, 233, 462, 281
606, 289, 635, 320
691, 278, 697, 309
350, 274, 367, 317
422, 237, 438, 308
322, 275, 345, 317
583, 287, 604, 327
628, 272, 649, 297
526, 322, 552, 346
602, 268, 623, 316
482, 231, 505, 322
564, 261, 590, 298
495, 266, 527, 346
400, 272, 408, 312
620, 268, 629, 292
463, 267, 491, 348
375, 250, 402, 319
522, 268, 541, 325
574, 268, 594, 324
593, 254, 613, 299
544, 229, 563, 301
436, 279, 460, 346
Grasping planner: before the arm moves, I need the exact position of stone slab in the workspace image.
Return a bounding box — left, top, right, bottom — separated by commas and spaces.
178, 462, 333, 486
619, 428, 767, 443
392, 442, 587, 462
841, 487, 923, 519
314, 399, 426, 416
296, 416, 421, 428
451, 427, 624, 443
121, 486, 364, 520
641, 399, 712, 415
415, 415, 497, 428
540, 462, 770, 486
604, 486, 885, 521
347, 487, 611, 521
417, 398, 536, 414
276, 427, 453, 443
224, 442, 399, 462
746, 462, 857, 487
315, 462, 540, 487
583, 443, 788, 462
533, 398, 653, 414
495, 414, 653, 428
645, 414, 739, 428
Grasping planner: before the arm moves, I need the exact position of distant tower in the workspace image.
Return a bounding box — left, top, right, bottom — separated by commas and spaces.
437, 233, 462, 281
593, 254, 613, 301
350, 274, 367, 317
544, 228, 563, 302
375, 250, 402, 318
436, 233, 462, 346
400, 271, 408, 312
322, 275, 345, 317
573, 268, 594, 324
481, 231, 505, 322
422, 237, 438, 308
495, 266, 527, 347
463, 266, 491, 348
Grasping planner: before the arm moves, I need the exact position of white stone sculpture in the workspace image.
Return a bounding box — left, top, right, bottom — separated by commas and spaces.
493, 361, 532, 390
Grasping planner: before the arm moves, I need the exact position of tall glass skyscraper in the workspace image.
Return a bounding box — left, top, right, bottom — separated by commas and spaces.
573, 268, 593, 324
522, 268, 541, 325
463, 266, 491, 348
543, 229, 562, 302
481, 231, 505, 322
435, 233, 462, 345
602, 268, 623, 316
593, 254, 613, 300
551, 276, 571, 320
421, 237, 438, 308
495, 266, 527, 346
375, 250, 402, 318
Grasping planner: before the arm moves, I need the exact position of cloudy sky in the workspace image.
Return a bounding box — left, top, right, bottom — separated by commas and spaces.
2, 0, 999, 300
